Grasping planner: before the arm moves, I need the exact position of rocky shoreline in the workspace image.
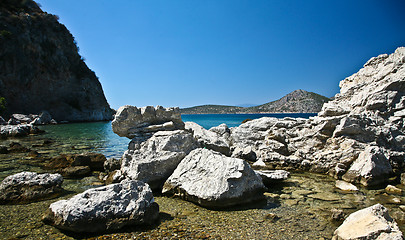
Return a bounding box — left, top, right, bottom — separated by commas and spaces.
0, 47, 404, 239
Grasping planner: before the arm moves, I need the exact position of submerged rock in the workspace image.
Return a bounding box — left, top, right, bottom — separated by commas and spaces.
42, 180, 159, 233
162, 148, 265, 208
255, 170, 290, 186
0, 172, 63, 204
335, 180, 358, 192
333, 203, 403, 240
119, 130, 198, 190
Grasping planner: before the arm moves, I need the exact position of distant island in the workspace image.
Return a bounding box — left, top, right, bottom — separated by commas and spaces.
181, 89, 331, 114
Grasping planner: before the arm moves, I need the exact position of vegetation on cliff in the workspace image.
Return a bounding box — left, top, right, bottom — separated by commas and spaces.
0, 0, 113, 121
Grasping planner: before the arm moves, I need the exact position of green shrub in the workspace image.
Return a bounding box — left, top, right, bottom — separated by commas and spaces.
0, 97, 6, 115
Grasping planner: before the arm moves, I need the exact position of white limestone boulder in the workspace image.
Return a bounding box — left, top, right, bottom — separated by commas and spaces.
162, 148, 265, 208
42, 180, 159, 233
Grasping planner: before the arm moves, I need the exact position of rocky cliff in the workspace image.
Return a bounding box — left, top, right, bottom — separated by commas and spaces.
0, 0, 113, 121
180, 90, 330, 114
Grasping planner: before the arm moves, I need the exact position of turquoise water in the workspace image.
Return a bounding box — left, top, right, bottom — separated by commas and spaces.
181, 113, 316, 129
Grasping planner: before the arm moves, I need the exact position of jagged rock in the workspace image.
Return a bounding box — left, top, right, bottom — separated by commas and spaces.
335, 180, 358, 192
42, 180, 159, 233
162, 148, 265, 208
332, 204, 403, 240
10, 114, 34, 123
225, 48, 405, 187
185, 121, 230, 156
30, 111, 54, 125
0, 1, 113, 121
255, 170, 290, 186
119, 130, 198, 190
232, 146, 257, 161
0, 172, 63, 204
342, 146, 393, 187
112, 105, 184, 139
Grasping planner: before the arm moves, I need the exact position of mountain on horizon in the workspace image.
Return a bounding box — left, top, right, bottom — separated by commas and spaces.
180, 90, 331, 114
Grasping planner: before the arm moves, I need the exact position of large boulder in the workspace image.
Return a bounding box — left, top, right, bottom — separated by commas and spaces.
332, 204, 403, 240
0, 124, 44, 138
112, 105, 185, 139
342, 146, 393, 187
119, 130, 198, 190
0, 172, 63, 204
185, 121, 231, 155
42, 180, 159, 233
162, 148, 265, 208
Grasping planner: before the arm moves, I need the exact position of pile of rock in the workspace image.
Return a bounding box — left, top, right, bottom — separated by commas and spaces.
225, 47, 405, 187
0, 111, 56, 138
110, 105, 269, 208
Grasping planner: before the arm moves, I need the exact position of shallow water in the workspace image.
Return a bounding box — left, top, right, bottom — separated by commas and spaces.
0, 121, 404, 239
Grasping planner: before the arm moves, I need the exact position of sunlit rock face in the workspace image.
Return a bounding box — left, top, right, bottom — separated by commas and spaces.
230, 47, 405, 187
0, 0, 113, 122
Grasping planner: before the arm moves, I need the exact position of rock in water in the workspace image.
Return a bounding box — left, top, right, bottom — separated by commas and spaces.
162, 148, 265, 208
42, 180, 159, 233
112, 105, 185, 139
0, 1, 113, 121
255, 170, 290, 186
0, 124, 44, 138
119, 130, 198, 190
333, 204, 403, 240
0, 172, 63, 204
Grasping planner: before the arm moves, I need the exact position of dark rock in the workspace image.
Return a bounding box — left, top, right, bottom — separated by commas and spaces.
0, 145, 8, 154
60, 166, 92, 178
8, 142, 30, 153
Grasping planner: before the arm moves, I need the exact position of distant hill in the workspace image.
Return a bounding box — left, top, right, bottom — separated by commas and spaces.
181, 90, 330, 114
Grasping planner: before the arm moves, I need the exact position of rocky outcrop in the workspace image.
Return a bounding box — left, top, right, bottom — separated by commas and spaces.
185, 121, 231, 155
0, 172, 63, 204
117, 130, 198, 190
0, 0, 113, 122
162, 148, 265, 208
0, 124, 44, 138
228, 47, 405, 187
112, 105, 184, 140
42, 180, 159, 233
332, 204, 403, 240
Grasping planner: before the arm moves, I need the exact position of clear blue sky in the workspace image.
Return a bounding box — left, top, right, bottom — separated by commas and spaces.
36, 0, 405, 109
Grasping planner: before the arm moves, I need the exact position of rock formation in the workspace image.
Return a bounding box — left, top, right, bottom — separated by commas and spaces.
0, 124, 43, 138
0, 172, 63, 204
162, 148, 265, 208
0, 0, 113, 121
42, 180, 159, 233
228, 47, 405, 187
333, 204, 403, 240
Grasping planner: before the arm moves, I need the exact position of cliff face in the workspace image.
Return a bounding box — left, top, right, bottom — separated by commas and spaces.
0, 0, 113, 121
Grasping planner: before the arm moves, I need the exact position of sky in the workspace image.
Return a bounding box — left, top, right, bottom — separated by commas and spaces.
36, 0, 405, 109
